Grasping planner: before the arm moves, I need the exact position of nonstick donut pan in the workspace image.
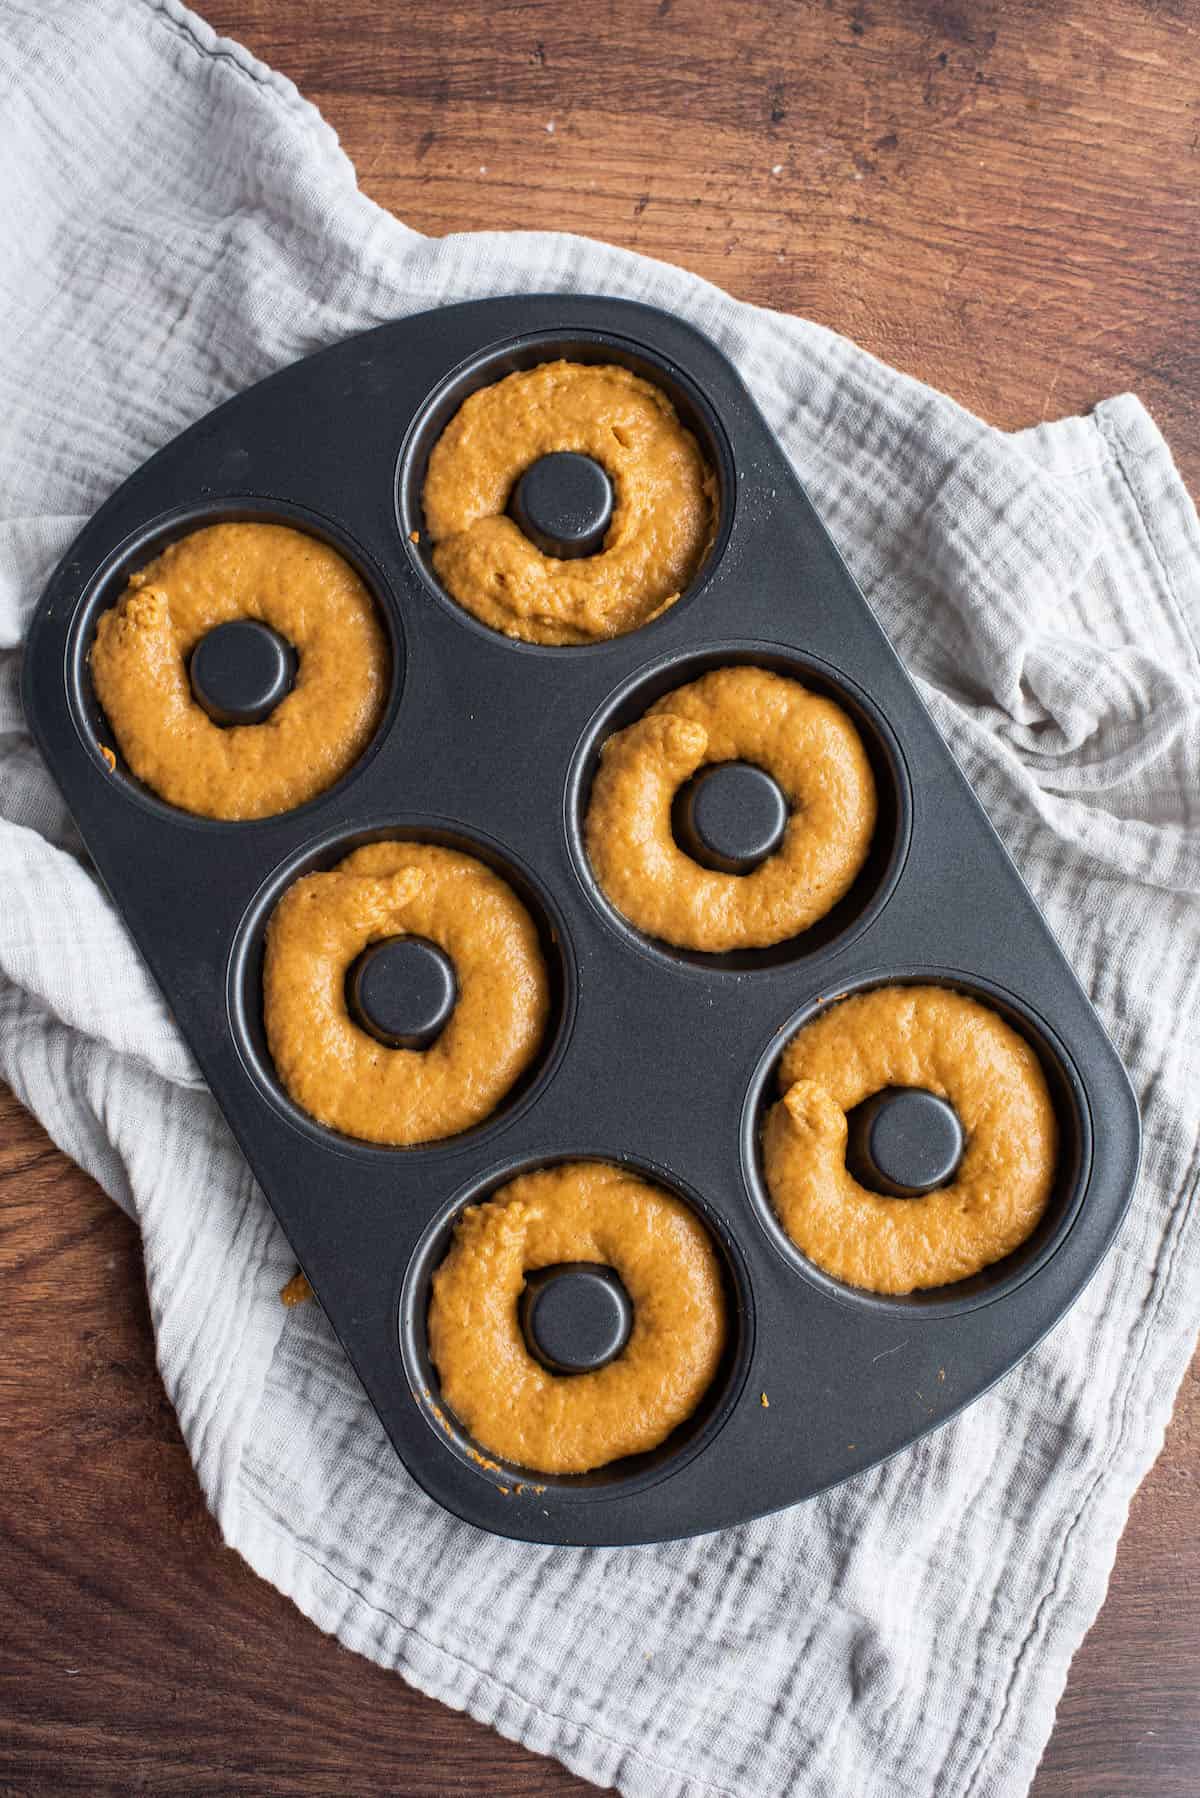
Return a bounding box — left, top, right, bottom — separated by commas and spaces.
23, 296, 1141, 1545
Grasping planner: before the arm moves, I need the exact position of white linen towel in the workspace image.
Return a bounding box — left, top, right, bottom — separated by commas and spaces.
2, 3, 1199, 1794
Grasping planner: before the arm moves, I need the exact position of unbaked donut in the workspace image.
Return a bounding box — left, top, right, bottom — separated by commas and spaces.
428, 1161, 728, 1474
90, 523, 388, 820
585, 665, 877, 951
263, 842, 549, 1146
762, 985, 1058, 1293
422, 361, 716, 645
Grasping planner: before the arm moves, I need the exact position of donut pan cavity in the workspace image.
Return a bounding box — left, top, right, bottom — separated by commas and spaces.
23, 296, 1140, 1546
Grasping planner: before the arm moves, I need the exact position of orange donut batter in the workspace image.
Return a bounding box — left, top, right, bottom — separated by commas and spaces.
422, 361, 716, 645
586, 666, 877, 951
91, 523, 388, 820
263, 842, 549, 1146
763, 985, 1058, 1293
428, 1162, 727, 1474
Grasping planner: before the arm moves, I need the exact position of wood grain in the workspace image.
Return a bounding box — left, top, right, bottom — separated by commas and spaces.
4, 0, 1199, 1791
200, 0, 1200, 491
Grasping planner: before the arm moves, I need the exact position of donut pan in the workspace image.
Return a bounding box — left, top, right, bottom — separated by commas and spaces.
22, 296, 1141, 1546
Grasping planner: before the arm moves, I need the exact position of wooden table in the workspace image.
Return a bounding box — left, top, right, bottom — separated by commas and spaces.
4, 1, 1198, 1790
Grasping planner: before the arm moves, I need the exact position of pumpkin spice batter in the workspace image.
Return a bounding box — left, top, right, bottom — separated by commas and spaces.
763, 985, 1058, 1294
263, 842, 549, 1146
90, 522, 388, 820
586, 665, 877, 951
428, 1162, 728, 1475
422, 360, 716, 645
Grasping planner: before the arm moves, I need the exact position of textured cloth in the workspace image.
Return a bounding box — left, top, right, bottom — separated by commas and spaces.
3, 3, 1200, 1795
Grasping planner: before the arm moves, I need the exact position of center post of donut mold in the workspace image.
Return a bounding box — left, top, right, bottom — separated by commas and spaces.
188, 619, 298, 727
508, 452, 615, 560
519, 1263, 634, 1374
844, 1086, 965, 1198
345, 936, 459, 1052
672, 760, 790, 876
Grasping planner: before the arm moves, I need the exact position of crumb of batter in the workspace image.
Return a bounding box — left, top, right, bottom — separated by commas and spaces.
280, 1270, 314, 1307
